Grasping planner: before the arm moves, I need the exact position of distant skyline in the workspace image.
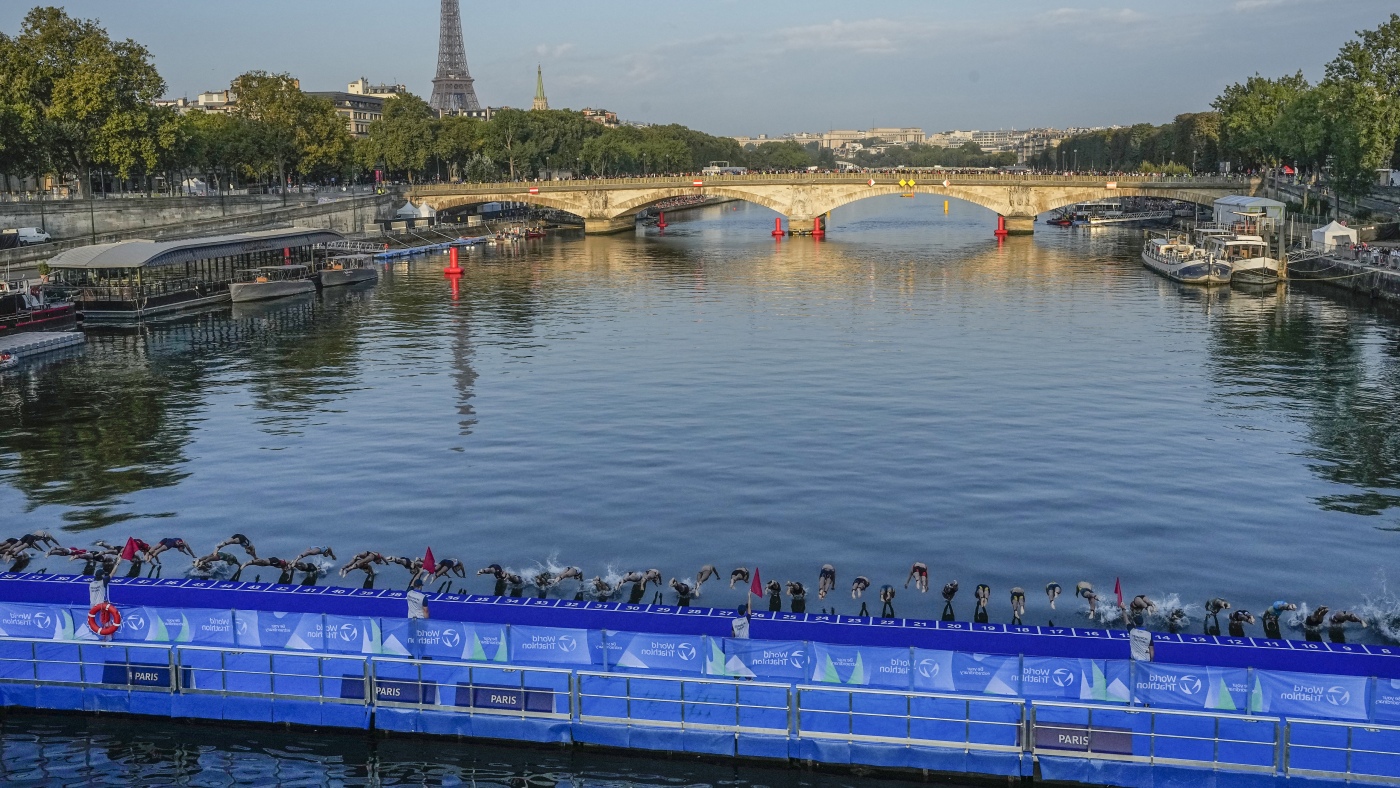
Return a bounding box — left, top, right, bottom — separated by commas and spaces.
1, 0, 1393, 136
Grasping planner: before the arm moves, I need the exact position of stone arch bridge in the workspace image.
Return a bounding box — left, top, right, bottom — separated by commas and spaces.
408, 174, 1262, 235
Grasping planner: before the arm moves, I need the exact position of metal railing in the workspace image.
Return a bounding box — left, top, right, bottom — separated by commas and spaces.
796, 684, 1025, 753
175, 645, 368, 704
576, 671, 791, 735
370, 657, 572, 719
1284, 717, 1400, 784
1030, 701, 1280, 773
0, 637, 175, 691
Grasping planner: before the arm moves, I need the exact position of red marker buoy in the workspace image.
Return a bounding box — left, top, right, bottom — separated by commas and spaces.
771, 218, 784, 238
994, 215, 1009, 239
444, 245, 462, 275
812, 216, 825, 239
657, 211, 667, 229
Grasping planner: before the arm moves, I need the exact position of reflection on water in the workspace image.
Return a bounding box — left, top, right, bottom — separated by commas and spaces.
0, 196, 1398, 638
0, 710, 951, 788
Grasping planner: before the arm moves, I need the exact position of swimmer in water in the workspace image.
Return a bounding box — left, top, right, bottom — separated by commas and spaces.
432, 558, 468, 581
786, 581, 807, 614
695, 565, 719, 593
591, 576, 615, 600
215, 534, 257, 559
1227, 610, 1255, 637
1129, 595, 1155, 628
1303, 606, 1329, 642
879, 585, 896, 618
1261, 601, 1296, 640
1204, 598, 1231, 636
851, 576, 871, 598
1328, 610, 1366, 644
941, 581, 959, 622
1010, 587, 1026, 624
905, 562, 929, 593
1078, 586, 1101, 620
818, 564, 836, 600
339, 551, 387, 580
239, 557, 294, 584
1045, 583, 1062, 610
145, 538, 197, 564
729, 567, 750, 589
192, 551, 242, 574
293, 546, 336, 563
974, 584, 991, 624
2, 531, 59, 558
1167, 608, 1188, 634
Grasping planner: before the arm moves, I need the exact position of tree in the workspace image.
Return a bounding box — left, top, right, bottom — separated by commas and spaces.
436, 114, 483, 180
360, 92, 436, 183
483, 108, 534, 179
1322, 13, 1400, 198
1212, 71, 1310, 169
0, 7, 167, 196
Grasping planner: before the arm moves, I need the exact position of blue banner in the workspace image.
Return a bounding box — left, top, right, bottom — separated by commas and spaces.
605, 631, 706, 674
1134, 661, 1249, 712
1021, 656, 1130, 703
720, 639, 808, 680
0, 603, 72, 639
379, 619, 411, 657
809, 642, 911, 688
234, 610, 326, 651
1374, 679, 1400, 723
410, 620, 507, 662
950, 651, 1020, 696
1250, 669, 1370, 721
508, 624, 603, 666
911, 648, 956, 692
324, 615, 381, 655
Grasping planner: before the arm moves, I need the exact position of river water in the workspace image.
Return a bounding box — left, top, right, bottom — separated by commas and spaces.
1, 196, 1400, 781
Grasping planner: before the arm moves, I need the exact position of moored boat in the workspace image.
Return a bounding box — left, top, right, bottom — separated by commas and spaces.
1202, 234, 1281, 286
229, 265, 315, 303
1141, 237, 1231, 285
0, 281, 76, 335
317, 254, 379, 288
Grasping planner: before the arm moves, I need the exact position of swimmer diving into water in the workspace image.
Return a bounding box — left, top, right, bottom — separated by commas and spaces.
1261, 601, 1296, 640
1010, 587, 1026, 624
974, 584, 990, 624
1045, 583, 1062, 610
905, 562, 929, 593
786, 581, 807, 614
818, 564, 836, 600
851, 576, 871, 598
215, 534, 257, 559
729, 568, 749, 589
941, 581, 959, 622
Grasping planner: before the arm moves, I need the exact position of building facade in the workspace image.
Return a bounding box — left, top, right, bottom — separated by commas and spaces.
305, 91, 386, 138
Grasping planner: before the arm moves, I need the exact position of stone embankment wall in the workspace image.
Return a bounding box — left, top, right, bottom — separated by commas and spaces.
0, 194, 397, 278
1290, 254, 1400, 303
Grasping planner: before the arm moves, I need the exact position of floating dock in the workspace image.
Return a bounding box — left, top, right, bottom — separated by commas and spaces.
0, 572, 1396, 787
0, 331, 85, 365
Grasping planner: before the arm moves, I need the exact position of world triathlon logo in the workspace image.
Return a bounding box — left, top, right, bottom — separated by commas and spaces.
676, 643, 697, 661
441, 629, 461, 649
790, 649, 806, 669
917, 659, 941, 679
32, 612, 51, 630
1052, 668, 1076, 687
235, 617, 248, 636
556, 635, 577, 653
339, 623, 359, 642
125, 611, 146, 631
1326, 687, 1351, 706
1178, 675, 1202, 696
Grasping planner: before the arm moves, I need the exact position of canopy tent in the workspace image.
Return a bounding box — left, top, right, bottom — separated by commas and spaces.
1311, 221, 1357, 252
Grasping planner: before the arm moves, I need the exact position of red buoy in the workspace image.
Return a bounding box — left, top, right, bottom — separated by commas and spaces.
657, 211, 667, 229
994, 215, 1009, 239
772, 218, 784, 238
444, 246, 462, 275
812, 216, 826, 239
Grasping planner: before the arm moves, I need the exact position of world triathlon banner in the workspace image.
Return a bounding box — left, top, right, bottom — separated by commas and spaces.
0, 602, 73, 640
808, 642, 911, 688
1373, 679, 1400, 723
507, 624, 604, 666
98, 606, 235, 646
1249, 668, 1371, 721
721, 639, 808, 680
604, 630, 706, 674
408, 620, 507, 662
1020, 656, 1130, 703
1133, 661, 1249, 712
911, 649, 1020, 695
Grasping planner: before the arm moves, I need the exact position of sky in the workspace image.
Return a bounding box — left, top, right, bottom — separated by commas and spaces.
1, 0, 1393, 136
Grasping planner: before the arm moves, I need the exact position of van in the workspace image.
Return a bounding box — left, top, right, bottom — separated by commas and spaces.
14, 228, 51, 246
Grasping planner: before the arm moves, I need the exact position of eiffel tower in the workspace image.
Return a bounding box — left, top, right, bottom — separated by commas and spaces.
429, 0, 483, 115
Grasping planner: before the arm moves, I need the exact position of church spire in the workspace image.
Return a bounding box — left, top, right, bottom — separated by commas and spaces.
532, 64, 549, 111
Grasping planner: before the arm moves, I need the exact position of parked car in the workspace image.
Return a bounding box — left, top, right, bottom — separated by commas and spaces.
14, 228, 51, 246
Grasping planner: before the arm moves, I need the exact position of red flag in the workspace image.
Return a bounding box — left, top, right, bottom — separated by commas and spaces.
120, 537, 138, 561
1114, 577, 1124, 609
750, 567, 763, 597
422, 547, 436, 576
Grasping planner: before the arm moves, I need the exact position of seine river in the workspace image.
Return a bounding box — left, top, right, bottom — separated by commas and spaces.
1, 195, 1399, 782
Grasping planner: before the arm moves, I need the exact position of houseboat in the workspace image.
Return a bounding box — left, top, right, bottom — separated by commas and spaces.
229, 265, 316, 303
44, 228, 344, 321
1202, 234, 1281, 285
316, 254, 378, 288
1142, 236, 1231, 285
0, 280, 75, 334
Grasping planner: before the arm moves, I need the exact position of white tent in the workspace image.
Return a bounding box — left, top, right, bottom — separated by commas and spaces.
394, 201, 418, 218
1311, 220, 1357, 252
416, 202, 437, 219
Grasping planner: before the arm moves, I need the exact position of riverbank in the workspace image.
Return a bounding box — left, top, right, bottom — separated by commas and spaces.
1289, 249, 1400, 303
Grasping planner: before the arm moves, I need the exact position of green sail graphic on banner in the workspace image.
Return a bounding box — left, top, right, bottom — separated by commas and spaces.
177, 614, 193, 643
848, 652, 867, 685
1213, 676, 1239, 711
705, 640, 727, 676
1091, 662, 1108, 701
149, 612, 170, 643
818, 654, 840, 683
1249, 677, 1265, 714
469, 631, 488, 661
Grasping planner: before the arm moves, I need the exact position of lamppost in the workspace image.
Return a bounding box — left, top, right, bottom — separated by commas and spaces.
1074, 149, 1079, 173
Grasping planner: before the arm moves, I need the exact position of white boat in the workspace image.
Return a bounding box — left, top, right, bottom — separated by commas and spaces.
1142, 237, 1231, 285
1202, 234, 1281, 285
229, 265, 315, 303
317, 254, 378, 288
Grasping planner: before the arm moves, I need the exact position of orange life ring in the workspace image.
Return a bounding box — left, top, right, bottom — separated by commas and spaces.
87, 602, 121, 636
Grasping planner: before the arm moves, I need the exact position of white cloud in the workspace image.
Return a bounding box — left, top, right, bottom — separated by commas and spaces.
533, 42, 575, 58
772, 18, 940, 55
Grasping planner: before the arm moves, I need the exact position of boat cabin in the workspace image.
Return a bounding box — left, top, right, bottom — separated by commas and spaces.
1203, 234, 1269, 263
234, 264, 311, 284
45, 228, 343, 320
